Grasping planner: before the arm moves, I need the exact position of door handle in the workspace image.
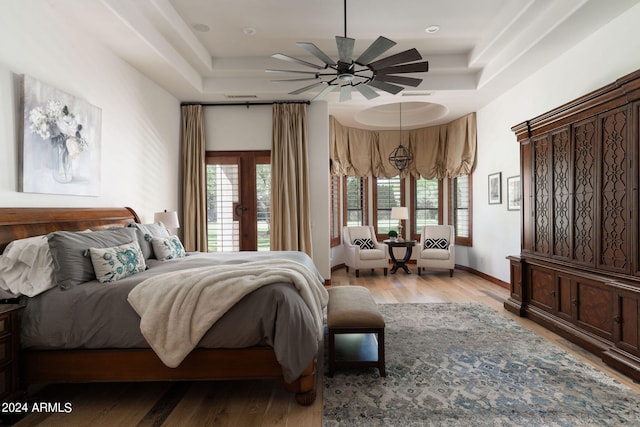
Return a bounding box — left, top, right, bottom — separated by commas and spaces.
233, 203, 248, 220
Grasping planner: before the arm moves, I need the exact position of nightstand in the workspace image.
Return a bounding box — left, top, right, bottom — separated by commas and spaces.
0, 304, 23, 402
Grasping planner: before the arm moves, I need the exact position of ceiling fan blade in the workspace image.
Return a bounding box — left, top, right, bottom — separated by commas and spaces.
297, 42, 336, 66
312, 84, 337, 101
368, 48, 423, 71
375, 74, 422, 87
367, 79, 405, 95
266, 69, 320, 75
272, 77, 321, 82
289, 82, 325, 95
376, 61, 429, 75
339, 85, 352, 102
272, 53, 324, 70
335, 36, 355, 63
355, 36, 396, 65
355, 84, 379, 100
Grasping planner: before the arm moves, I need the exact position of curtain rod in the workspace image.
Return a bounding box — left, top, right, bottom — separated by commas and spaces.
181, 100, 310, 107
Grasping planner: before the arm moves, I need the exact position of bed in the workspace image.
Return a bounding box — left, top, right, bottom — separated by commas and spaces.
0, 207, 327, 405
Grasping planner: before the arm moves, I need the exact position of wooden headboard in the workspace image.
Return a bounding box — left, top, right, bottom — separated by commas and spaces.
0, 207, 141, 254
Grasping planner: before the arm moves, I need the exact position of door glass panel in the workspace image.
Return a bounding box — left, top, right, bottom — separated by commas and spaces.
206, 163, 240, 252
256, 163, 271, 251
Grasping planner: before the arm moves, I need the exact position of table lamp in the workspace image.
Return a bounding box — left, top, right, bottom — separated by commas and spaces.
390, 207, 409, 240
154, 210, 180, 233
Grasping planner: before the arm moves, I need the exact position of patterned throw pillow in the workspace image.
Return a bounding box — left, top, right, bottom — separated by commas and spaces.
424, 238, 449, 250
151, 235, 186, 261
89, 241, 146, 283
352, 238, 375, 250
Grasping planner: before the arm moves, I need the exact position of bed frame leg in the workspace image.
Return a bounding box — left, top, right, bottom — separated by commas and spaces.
284, 359, 317, 405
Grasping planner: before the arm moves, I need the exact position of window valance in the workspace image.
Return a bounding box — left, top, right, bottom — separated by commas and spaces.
330, 112, 476, 179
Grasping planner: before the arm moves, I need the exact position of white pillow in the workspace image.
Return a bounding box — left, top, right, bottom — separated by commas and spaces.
89, 241, 146, 283
151, 235, 186, 261
0, 235, 56, 297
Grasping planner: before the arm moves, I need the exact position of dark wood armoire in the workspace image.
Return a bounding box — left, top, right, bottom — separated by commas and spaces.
506, 68, 640, 380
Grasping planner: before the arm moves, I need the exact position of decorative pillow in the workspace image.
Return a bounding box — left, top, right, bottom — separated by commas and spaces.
352, 238, 375, 250
48, 227, 138, 289
127, 222, 170, 259
424, 238, 449, 250
151, 235, 186, 261
89, 241, 146, 283
0, 235, 56, 297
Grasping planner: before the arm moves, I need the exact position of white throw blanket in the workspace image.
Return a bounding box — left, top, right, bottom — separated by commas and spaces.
127, 258, 328, 368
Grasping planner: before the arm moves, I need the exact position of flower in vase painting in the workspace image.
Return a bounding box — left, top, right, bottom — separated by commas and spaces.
28, 100, 88, 182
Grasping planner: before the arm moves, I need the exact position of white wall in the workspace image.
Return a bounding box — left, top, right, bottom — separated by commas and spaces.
469, 2, 640, 283
0, 2, 180, 223
203, 103, 331, 279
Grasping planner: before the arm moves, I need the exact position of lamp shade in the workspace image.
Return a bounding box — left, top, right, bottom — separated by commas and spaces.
154, 210, 180, 229
390, 207, 409, 220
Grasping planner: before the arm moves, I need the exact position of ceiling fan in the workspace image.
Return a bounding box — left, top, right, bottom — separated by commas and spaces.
267, 0, 429, 102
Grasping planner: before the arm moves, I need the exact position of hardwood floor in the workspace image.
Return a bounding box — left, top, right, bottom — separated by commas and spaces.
7, 267, 640, 426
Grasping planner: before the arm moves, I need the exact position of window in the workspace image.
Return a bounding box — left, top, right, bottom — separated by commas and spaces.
373, 176, 404, 238
330, 175, 341, 247
344, 176, 367, 227
450, 174, 473, 246
411, 177, 442, 239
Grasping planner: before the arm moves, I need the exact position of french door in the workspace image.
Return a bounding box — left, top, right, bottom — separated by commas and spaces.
205, 151, 271, 252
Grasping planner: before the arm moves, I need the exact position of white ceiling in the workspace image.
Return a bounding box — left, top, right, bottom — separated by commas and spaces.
57, 0, 639, 128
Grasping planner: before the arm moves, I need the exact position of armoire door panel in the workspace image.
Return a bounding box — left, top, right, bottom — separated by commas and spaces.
529, 265, 555, 312
572, 118, 596, 267
575, 279, 614, 341
552, 128, 572, 260
532, 135, 551, 256
597, 106, 631, 274
556, 274, 573, 322
615, 292, 640, 355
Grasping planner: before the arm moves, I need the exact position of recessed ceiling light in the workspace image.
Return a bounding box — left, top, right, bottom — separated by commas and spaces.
193, 23, 210, 32
243, 27, 257, 36
425, 25, 440, 34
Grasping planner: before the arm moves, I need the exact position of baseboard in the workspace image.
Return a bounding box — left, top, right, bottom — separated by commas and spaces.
455, 264, 509, 289
331, 262, 508, 290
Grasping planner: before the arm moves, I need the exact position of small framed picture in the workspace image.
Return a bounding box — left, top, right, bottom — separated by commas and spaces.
488, 172, 502, 204
507, 176, 521, 211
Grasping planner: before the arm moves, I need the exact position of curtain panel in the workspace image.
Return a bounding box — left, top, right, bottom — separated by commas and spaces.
180, 104, 208, 252
270, 103, 313, 256
330, 112, 476, 179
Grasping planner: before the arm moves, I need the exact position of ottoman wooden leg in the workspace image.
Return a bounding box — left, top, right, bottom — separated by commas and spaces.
378, 329, 386, 377
328, 329, 336, 377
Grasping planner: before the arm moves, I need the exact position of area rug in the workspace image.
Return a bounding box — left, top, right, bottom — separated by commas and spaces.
323, 303, 640, 426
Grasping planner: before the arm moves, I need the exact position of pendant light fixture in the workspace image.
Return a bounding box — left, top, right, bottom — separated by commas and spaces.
388, 103, 413, 173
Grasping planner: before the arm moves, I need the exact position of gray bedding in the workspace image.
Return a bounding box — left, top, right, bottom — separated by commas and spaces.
21, 251, 324, 382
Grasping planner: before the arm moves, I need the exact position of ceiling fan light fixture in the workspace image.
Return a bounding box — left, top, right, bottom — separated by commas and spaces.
268, 0, 428, 101
425, 25, 440, 34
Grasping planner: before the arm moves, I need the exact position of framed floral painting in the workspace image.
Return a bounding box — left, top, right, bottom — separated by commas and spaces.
21, 75, 101, 196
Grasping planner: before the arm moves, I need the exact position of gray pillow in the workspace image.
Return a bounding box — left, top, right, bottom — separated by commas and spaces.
127, 223, 169, 259
48, 228, 137, 290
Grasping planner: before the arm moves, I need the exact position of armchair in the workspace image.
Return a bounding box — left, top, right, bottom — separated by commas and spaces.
343, 226, 388, 277
416, 225, 455, 277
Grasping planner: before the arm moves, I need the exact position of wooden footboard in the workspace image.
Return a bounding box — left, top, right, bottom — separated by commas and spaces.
23, 348, 317, 405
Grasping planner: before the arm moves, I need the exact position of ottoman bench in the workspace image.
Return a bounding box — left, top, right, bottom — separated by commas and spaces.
327, 286, 386, 377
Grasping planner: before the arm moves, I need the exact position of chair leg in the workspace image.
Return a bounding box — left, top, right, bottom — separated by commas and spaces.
371, 269, 374, 274
417, 267, 421, 275
450, 269, 454, 277
346, 266, 349, 273
383, 268, 388, 276
355, 269, 360, 278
